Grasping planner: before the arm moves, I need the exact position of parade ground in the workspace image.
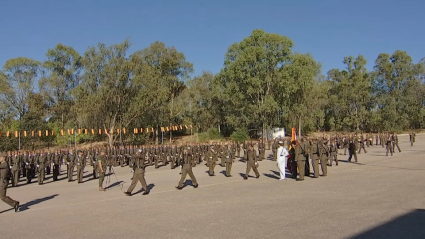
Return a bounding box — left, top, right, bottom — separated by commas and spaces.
0, 135, 424, 239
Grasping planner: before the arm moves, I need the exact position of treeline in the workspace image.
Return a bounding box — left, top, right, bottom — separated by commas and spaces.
0, 29, 424, 150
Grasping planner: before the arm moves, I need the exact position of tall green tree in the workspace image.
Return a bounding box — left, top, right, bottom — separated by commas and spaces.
217, 29, 294, 136
373, 50, 424, 131
327, 55, 371, 131
40, 44, 83, 127
74, 40, 135, 146
130, 41, 193, 143
2, 57, 41, 120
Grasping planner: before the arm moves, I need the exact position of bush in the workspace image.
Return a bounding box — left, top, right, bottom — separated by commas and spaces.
230, 128, 249, 142
198, 128, 223, 143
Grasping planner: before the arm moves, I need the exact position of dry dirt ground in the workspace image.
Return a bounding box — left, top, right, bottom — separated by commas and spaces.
0, 135, 424, 239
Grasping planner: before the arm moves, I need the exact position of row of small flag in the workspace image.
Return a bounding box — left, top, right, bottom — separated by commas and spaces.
0, 125, 193, 138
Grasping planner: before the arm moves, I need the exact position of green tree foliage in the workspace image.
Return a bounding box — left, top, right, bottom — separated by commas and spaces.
1, 31, 424, 151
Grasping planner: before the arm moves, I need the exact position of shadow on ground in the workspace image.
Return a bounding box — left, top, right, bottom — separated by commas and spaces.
349, 209, 425, 239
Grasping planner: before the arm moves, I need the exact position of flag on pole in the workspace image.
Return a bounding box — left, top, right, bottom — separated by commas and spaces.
15, 131, 18, 138
67, 129, 71, 135
31, 131, 34, 137
161, 127, 164, 132
134, 128, 138, 134
123, 128, 126, 134
52, 130, 55, 136
45, 130, 49, 136
140, 128, 143, 133
91, 129, 95, 135
24, 131, 27, 137
38, 131, 42, 137
61, 129, 64, 136
117, 129, 120, 134
98, 129, 102, 135
84, 129, 88, 135
78, 129, 81, 135
185, 125, 188, 129
71, 128, 74, 135
146, 128, 149, 133
6, 131, 10, 137
151, 127, 154, 133
180, 125, 183, 130
166, 127, 169, 131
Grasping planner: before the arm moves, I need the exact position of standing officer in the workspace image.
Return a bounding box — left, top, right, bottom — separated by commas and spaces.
244, 145, 260, 180
0, 152, 19, 212
206, 145, 218, 176
52, 150, 61, 181
76, 150, 84, 183
176, 148, 198, 190
11, 152, 20, 187
225, 144, 234, 177
124, 149, 149, 196
348, 137, 358, 162
319, 139, 329, 176
295, 140, 305, 181
67, 150, 75, 182
37, 151, 47, 185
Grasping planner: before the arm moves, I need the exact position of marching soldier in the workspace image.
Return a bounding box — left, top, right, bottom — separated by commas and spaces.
392, 133, 401, 153
348, 137, 358, 162
329, 140, 338, 166
176, 148, 198, 190
0, 152, 20, 212
206, 145, 218, 176
410, 132, 416, 146
124, 149, 149, 196
97, 150, 107, 191
243, 144, 260, 180
386, 134, 394, 156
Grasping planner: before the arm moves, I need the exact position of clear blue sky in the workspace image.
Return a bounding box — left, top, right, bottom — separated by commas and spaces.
1, 0, 424, 77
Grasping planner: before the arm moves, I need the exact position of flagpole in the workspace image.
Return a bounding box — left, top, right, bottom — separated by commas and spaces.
18, 131, 21, 151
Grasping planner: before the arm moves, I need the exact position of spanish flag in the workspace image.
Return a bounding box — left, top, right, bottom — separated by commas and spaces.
98, 129, 102, 135
84, 129, 88, 135
140, 128, 143, 133
67, 129, 71, 135
123, 128, 126, 134
134, 128, 138, 134
71, 128, 74, 135
78, 129, 81, 135
161, 127, 164, 132
6, 131, 10, 137
31, 131, 34, 137
52, 130, 55, 136
15, 131, 18, 138
24, 131, 27, 137
166, 127, 169, 131
38, 131, 42, 137
151, 127, 154, 132
91, 129, 95, 135
45, 130, 49, 136
61, 129, 64, 136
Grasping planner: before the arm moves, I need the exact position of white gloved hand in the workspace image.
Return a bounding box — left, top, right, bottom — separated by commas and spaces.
37, 165, 39, 167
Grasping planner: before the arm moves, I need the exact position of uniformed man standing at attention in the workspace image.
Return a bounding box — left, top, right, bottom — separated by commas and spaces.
37, 151, 47, 185
124, 149, 149, 196
176, 148, 198, 190
76, 150, 84, 183
98, 150, 107, 191
243, 145, 260, 180
0, 152, 20, 212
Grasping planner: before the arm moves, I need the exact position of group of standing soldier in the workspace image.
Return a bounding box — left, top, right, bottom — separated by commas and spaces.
0, 131, 418, 212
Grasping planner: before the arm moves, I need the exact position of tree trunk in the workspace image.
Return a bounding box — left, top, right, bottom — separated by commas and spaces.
298, 116, 302, 138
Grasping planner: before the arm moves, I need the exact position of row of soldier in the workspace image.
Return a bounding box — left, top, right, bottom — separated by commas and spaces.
2, 132, 415, 188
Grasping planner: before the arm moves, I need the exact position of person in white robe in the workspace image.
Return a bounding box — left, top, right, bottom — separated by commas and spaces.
276, 141, 289, 180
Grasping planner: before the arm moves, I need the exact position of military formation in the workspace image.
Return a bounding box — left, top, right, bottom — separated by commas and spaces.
0, 131, 418, 212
